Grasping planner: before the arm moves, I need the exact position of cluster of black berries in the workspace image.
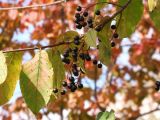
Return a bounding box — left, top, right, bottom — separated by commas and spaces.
155, 81, 160, 91
62, 36, 81, 65
75, 6, 101, 30
53, 77, 83, 95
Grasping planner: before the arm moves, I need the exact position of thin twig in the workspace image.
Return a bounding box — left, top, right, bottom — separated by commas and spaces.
1, 0, 132, 53
98, 0, 132, 28
2, 41, 73, 53
133, 108, 160, 119
0, 0, 66, 11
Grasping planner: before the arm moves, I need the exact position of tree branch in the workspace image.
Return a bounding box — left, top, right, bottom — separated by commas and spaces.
0, 0, 66, 11
2, 41, 73, 53
133, 108, 160, 119
1, 0, 132, 53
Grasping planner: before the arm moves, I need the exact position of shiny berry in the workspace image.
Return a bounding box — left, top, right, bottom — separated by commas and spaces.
87, 18, 93, 24
77, 6, 82, 11
85, 54, 91, 61
88, 23, 93, 28
79, 16, 84, 21
98, 63, 102, 68
81, 22, 87, 27
93, 60, 98, 65
62, 81, 67, 87
74, 40, 80, 45
61, 90, 66, 95
83, 11, 88, 17
76, 24, 82, 29
75, 13, 80, 18
111, 25, 116, 29
95, 10, 100, 15
113, 33, 119, 38
53, 88, 58, 93
73, 69, 79, 76
74, 35, 80, 40
69, 76, 75, 82
95, 26, 102, 32
62, 58, 70, 64
111, 41, 116, 47
78, 83, 83, 89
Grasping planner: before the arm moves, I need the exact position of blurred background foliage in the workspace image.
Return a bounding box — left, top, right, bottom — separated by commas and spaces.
0, 0, 160, 120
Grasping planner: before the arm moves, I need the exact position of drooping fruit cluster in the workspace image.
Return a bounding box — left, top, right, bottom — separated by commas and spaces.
52, 6, 109, 96
74, 6, 101, 30
155, 81, 160, 91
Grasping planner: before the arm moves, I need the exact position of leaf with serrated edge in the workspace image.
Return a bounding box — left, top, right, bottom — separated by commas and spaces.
85, 29, 97, 47
20, 50, 53, 114
0, 52, 22, 105
0, 51, 7, 84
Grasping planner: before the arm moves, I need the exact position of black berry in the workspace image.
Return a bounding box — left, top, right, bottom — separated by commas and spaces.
75, 13, 80, 18
62, 58, 70, 64
61, 90, 66, 95
81, 22, 87, 27
78, 83, 83, 89
98, 63, 102, 68
88, 23, 93, 28
53, 88, 58, 93
113, 33, 119, 38
95, 26, 102, 32
77, 6, 82, 11
73, 69, 79, 76
83, 11, 88, 17
111, 41, 116, 47
71, 85, 77, 92
74, 35, 80, 41
95, 10, 101, 15
76, 24, 82, 29
111, 25, 116, 29
79, 16, 84, 21
79, 53, 85, 60
87, 18, 93, 24
74, 40, 80, 45
63, 52, 69, 58
93, 60, 98, 65
85, 54, 91, 61
62, 81, 67, 87
69, 76, 75, 82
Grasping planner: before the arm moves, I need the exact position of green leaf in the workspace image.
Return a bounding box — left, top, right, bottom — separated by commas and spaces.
148, 0, 157, 11
20, 50, 53, 114
0, 51, 7, 84
84, 29, 97, 47
97, 24, 111, 66
57, 31, 79, 52
99, 43, 111, 66
117, 0, 143, 37
58, 30, 79, 42
47, 49, 65, 89
96, 110, 115, 120
0, 52, 22, 105
150, 1, 160, 31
